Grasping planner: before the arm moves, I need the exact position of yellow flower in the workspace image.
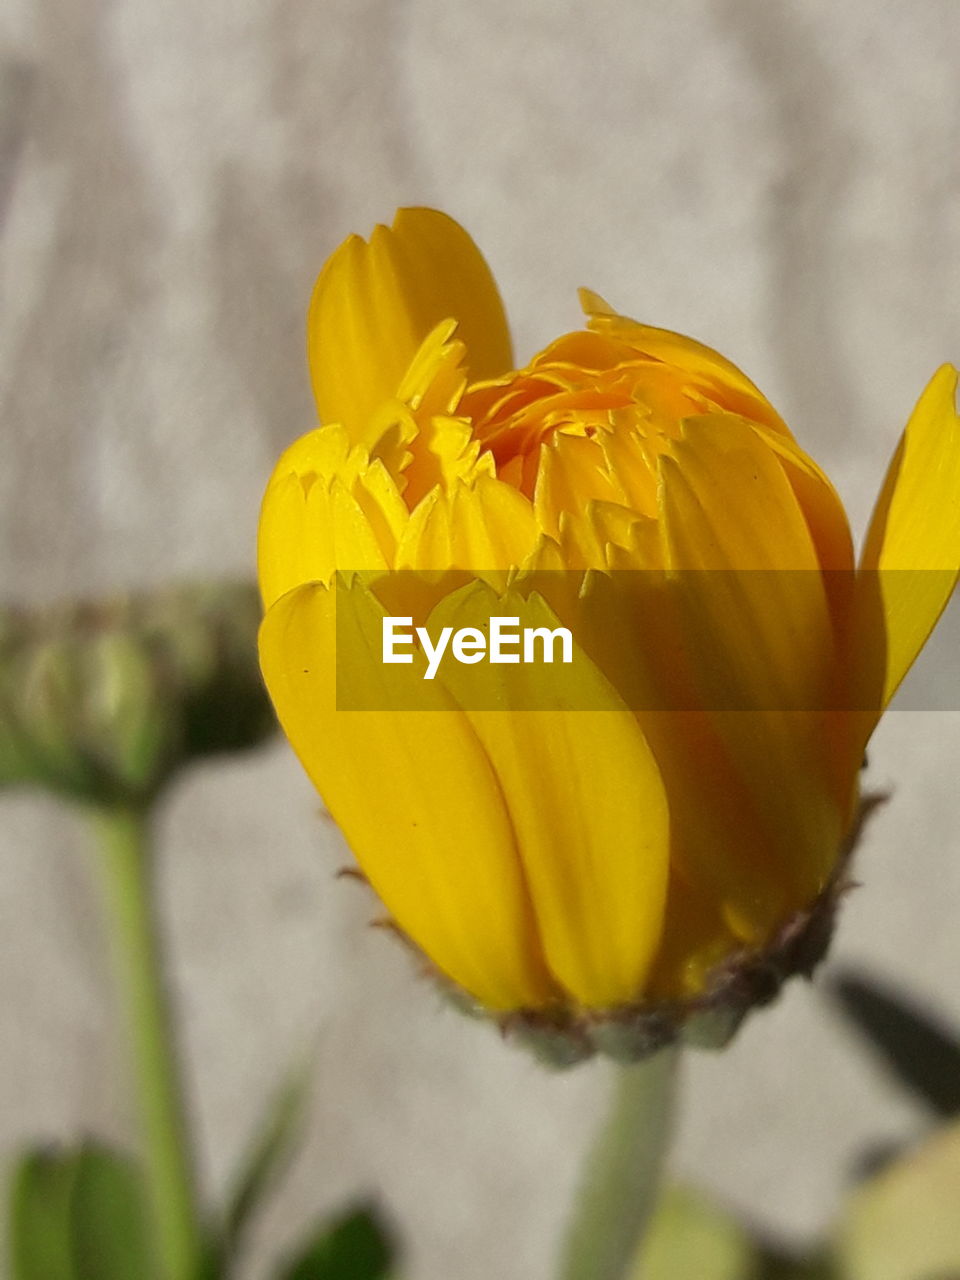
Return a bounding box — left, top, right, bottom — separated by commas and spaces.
258, 208, 960, 1044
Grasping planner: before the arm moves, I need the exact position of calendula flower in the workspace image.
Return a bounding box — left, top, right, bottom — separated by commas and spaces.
258, 209, 960, 1061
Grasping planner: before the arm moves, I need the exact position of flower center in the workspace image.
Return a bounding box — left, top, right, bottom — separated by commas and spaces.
460, 330, 713, 535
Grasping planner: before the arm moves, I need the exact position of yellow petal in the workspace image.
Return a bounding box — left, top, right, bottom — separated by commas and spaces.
645, 870, 741, 1001
857, 365, 960, 707
430, 583, 670, 1007
395, 475, 539, 580
258, 420, 413, 608
259, 579, 555, 1010
308, 208, 513, 439
658, 414, 846, 922
258, 431, 405, 609
660, 414, 836, 698
748, 421, 855, 573
578, 289, 789, 436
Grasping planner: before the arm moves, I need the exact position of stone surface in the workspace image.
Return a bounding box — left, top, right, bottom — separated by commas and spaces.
2, 3, 959, 1277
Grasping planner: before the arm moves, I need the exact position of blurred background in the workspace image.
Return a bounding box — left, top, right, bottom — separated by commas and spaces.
2, 1, 960, 1277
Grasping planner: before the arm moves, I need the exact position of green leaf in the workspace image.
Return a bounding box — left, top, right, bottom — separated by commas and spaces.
831, 972, 960, 1117
277, 1204, 395, 1280
629, 1185, 761, 1280
8, 1142, 154, 1280
70, 1144, 153, 1280
221, 1058, 313, 1255
9, 1147, 81, 1280
192, 1238, 229, 1280
836, 1117, 960, 1280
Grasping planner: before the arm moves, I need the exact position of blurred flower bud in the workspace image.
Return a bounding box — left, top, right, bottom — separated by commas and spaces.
0, 582, 275, 807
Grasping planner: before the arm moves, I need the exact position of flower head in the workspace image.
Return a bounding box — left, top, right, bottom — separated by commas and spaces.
259, 209, 960, 1059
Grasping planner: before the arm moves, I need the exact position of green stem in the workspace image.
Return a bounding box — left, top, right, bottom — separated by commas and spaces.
90, 804, 204, 1280
559, 1047, 679, 1280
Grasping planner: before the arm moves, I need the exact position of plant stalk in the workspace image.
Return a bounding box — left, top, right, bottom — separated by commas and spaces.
559, 1046, 680, 1280
91, 803, 203, 1280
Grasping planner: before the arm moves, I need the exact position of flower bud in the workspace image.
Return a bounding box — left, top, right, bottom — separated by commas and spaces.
0, 582, 275, 807
258, 209, 960, 1062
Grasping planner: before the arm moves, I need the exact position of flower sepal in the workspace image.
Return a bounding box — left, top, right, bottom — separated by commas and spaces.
434, 795, 882, 1068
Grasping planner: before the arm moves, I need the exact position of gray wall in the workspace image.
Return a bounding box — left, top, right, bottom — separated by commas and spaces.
2, 3, 959, 1277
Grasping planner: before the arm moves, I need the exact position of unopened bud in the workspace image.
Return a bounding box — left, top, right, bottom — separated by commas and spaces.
0, 582, 275, 807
